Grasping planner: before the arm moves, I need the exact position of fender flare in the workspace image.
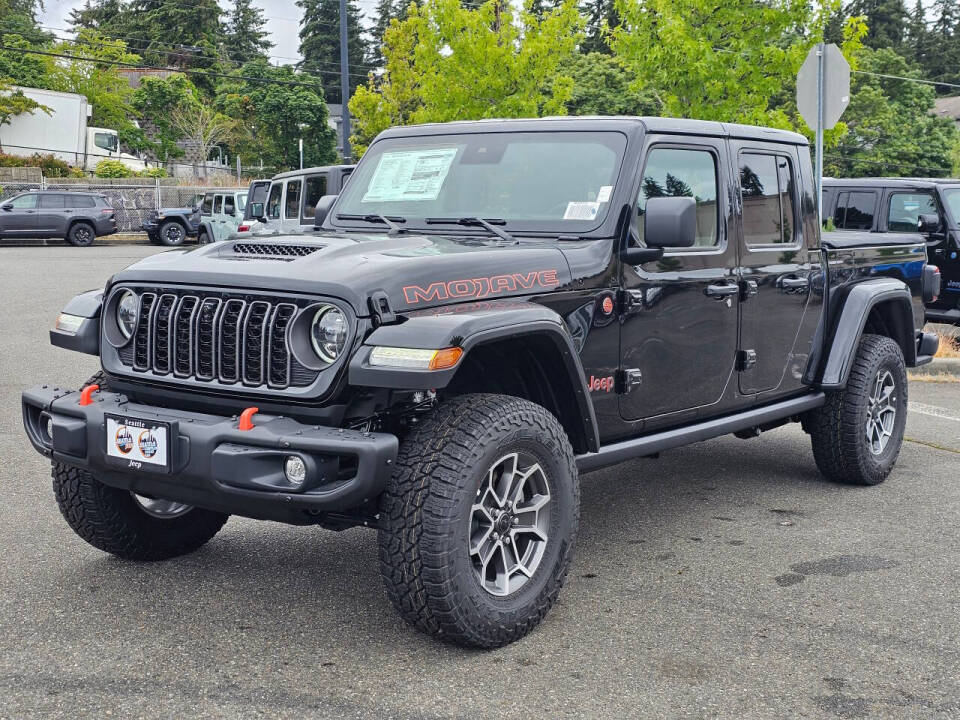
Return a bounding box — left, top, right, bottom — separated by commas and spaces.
50, 289, 102, 355
818, 278, 917, 389
196, 219, 215, 240
348, 302, 600, 452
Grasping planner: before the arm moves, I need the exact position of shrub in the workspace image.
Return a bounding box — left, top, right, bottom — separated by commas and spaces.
0, 152, 77, 177
136, 167, 167, 178
94, 159, 133, 178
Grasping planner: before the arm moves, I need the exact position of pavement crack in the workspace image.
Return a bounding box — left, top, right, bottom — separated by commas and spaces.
905, 436, 960, 454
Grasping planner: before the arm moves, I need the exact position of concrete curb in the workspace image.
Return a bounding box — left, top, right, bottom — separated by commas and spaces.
0, 232, 150, 247
911, 357, 960, 378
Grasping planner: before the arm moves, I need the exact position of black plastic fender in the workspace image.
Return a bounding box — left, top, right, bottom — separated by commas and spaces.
818, 278, 917, 389
349, 300, 600, 452
49, 289, 102, 355
198, 219, 215, 242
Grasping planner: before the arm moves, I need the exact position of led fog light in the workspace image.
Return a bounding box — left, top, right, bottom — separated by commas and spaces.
284, 455, 307, 488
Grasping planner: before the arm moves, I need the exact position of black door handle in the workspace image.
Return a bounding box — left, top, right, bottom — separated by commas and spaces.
705, 283, 739, 298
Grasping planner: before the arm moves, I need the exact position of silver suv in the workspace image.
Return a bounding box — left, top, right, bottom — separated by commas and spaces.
0, 191, 117, 246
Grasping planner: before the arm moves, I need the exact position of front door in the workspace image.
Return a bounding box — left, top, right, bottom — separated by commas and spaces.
1, 192, 40, 235
619, 138, 740, 424
732, 143, 814, 394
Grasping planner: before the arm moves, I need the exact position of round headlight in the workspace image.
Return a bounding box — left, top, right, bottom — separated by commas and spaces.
310, 305, 347, 363
116, 290, 138, 339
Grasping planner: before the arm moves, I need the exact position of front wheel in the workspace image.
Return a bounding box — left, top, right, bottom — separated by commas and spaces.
378, 394, 579, 648
808, 334, 908, 485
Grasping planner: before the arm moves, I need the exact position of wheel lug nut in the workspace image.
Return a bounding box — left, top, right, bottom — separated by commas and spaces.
512, 517, 519, 525
504, 536, 511, 544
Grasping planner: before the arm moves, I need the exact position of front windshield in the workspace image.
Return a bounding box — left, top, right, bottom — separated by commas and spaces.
942, 188, 960, 226
333, 131, 627, 234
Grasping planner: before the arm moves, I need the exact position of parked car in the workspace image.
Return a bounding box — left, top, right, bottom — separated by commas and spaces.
0, 190, 116, 246
23, 117, 940, 649
141, 194, 204, 246
196, 190, 248, 243
239, 164, 353, 237
823, 177, 960, 325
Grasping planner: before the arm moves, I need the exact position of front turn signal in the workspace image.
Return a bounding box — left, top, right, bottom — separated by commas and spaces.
369, 346, 463, 371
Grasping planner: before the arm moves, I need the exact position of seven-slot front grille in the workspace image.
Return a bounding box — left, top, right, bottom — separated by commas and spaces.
119, 288, 320, 390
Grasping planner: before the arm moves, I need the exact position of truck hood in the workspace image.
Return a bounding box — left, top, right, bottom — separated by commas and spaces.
111, 232, 573, 314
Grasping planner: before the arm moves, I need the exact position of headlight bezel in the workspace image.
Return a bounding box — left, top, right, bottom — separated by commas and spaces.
116, 290, 138, 339
309, 304, 348, 364
103, 287, 140, 348
287, 300, 355, 372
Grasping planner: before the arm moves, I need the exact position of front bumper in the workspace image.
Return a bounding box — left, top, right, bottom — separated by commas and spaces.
22, 385, 398, 523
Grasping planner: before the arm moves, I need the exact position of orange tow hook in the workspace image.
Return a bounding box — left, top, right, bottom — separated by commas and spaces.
78, 384, 100, 406
238, 407, 259, 431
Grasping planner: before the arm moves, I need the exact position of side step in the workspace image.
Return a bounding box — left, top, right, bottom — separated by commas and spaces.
575, 393, 825, 472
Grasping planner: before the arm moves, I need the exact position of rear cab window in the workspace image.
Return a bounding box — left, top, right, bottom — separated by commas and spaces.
833, 191, 877, 230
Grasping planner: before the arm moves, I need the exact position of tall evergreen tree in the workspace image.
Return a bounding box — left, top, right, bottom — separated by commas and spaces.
927, 0, 960, 89
369, 0, 395, 67
223, 0, 272, 64
904, 0, 930, 68
848, 0, 909, 49
297, 0, 368, 104
580, 0, 618, 54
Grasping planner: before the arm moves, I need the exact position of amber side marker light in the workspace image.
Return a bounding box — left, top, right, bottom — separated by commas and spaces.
369, 346, 464, 371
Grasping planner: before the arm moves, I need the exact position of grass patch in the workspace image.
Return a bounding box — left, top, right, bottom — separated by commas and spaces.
936, 330, 960, 359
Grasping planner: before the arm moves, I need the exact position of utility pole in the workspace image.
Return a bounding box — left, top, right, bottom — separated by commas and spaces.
339, 0, 352, 162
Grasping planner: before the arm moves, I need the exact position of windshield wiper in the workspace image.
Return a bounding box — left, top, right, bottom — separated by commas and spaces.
336, 213, 406, 235
425, 216, 517, 244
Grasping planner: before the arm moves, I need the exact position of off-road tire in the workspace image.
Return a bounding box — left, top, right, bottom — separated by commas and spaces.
197, 228, 210, 244
67, 222, 95, 247
157, 220, 185, 246
808, 334, 908, 485
50, 371, 228, 559
378, 393, 579, 648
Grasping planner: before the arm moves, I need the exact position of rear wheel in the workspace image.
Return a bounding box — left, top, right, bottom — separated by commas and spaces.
67, 222, 95, 247
378, 393, 579, 648
157, 220, 185, 246
808, 334, 908, 485
197, 228, 211, 244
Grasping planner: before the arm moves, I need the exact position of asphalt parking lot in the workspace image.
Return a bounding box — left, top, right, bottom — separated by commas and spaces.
2, 245, 959, 719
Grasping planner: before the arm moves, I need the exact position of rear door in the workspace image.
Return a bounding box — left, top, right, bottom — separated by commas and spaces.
733, 142, 815, 395
282, 178, 303, 233
37, 193, 66, 235
832, 189, 879, 231
619, 137, 739, 424
0, 193, 39, 235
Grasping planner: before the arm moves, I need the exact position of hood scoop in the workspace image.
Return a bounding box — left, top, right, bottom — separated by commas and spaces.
229, 242, 323, 260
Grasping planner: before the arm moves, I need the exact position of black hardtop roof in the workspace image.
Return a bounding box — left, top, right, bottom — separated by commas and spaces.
378, 116, 809, 146
271, 164, 354, 181
823, 177, 960, 189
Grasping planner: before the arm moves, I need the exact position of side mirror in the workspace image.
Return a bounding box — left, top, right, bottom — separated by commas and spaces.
191, 205, 200, 214
1, 204, 12, 211
249, 202, 265, 221
918, 213, 942, 235
644, 196, 698, 248
313, 194, 338, 227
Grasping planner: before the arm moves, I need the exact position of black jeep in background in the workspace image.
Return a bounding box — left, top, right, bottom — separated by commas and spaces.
24, 118, 940, 648
823, 177, 960, 325
141, 193, 203, 246
0, 191, 117, 246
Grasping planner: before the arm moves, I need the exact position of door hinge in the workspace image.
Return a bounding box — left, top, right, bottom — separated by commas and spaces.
616, 368, 643, 393
740, 279, 758, 301
617, 289, 645, 314
736, 349, 757, 371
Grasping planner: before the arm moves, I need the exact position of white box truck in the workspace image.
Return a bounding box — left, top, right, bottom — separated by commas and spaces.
0, 86, 147, 172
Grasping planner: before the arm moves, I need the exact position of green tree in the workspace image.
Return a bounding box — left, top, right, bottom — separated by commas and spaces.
580, 0, 618, 54
369, 0, 396, 67
560, 52, 657, 116
847, 0, 909, 49
611, 0, 860, 130
0, 0, 51, 44
349, 0, 583, 156
131, 73, 197, 161
926, 0, 960, 89
904, 0, 930, 68
297, 0, 368, 103
216, 60, 337, 170
0, 34, 49, 87
68, 0, 129, 34
223, 0, 272, 64
825, 47, 960, 177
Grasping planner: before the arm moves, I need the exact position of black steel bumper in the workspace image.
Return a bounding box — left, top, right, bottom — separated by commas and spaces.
926, 307, 960, 326
22, 385, 398, 523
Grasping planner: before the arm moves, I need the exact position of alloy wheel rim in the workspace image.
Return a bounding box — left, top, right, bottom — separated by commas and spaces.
165, 225, 183, 242
469, 452, 551, 597
132, 493, 193, 519
866, 369, 897, 455
76, 227, 91, 243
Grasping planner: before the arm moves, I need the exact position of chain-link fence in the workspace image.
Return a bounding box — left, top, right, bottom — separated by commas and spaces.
0, 180, 248, 232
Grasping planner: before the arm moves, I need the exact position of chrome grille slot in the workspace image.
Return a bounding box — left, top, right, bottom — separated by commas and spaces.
242, 301, 271, 385
173, 296, 199, 377
194, 298, 221, 380
218, 299, 246, 383
152, 294, 177, 374
113, 287, 327, 393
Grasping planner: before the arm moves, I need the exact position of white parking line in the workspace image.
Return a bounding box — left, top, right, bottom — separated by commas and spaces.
909, 402, 960, 423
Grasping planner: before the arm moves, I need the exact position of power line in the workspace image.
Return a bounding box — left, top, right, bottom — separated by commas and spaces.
851, 69, 960, 91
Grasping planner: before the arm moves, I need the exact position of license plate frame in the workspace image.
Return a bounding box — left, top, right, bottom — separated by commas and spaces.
104, 414, 173, 473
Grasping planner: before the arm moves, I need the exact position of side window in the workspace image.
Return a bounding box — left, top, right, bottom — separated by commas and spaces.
10, 193, 38, 209
833, 191, 876, 230
887, 192, 937, 232
739, 153, 797, 246
73, 195, 96, 208
201, 193, 214, 215
94, 132, 117, 151
285, 179, 302, 219
266, 183, 283, 219
213, 195, 223, 214
39, 194, 65, 209
637, 147, 718, 247
224, 194, 236, 215
303, 175, 327, 221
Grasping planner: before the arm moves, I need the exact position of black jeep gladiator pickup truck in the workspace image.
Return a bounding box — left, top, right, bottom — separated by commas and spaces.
23, 117, 941, 648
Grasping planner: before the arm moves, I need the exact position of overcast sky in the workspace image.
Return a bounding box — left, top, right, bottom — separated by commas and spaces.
39, 0, 382, 65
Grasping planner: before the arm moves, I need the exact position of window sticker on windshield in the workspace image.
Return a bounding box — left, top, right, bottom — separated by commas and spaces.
563, 201, 600, 220
596, 186, 613, 203
362, 148, 458, 203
